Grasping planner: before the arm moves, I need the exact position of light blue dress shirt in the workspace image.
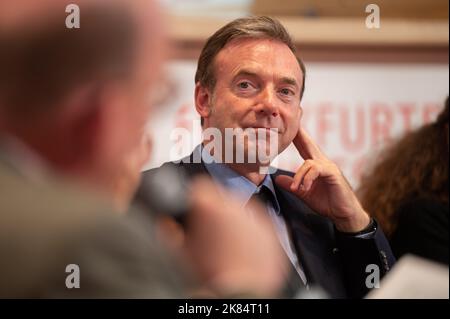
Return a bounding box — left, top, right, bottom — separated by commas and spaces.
197, 145, 308, 286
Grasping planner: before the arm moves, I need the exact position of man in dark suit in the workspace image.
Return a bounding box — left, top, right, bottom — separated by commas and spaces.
140, 16, 395, 298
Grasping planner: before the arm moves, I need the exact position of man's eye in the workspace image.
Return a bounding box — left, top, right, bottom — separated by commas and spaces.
280, 88, 293, 96
238, 82, 251, 89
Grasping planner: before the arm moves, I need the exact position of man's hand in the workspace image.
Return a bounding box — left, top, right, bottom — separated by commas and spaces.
275, 127, 370, 233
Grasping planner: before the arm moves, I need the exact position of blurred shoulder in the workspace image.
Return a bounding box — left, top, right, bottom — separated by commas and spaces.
0, 163, 185, 297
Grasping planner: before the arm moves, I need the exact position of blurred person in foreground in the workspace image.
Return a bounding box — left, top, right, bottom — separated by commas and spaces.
139, 16, 395, 299
359, 98, 449, 265
0, 0, 286, 298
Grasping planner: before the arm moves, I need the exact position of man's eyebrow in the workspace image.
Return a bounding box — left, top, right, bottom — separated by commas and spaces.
279, 77, 299, 89
233, 69, 300, 90
233, 69, 259, 79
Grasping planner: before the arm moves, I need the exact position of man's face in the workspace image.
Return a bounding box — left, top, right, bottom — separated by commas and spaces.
200, 38, 303, 164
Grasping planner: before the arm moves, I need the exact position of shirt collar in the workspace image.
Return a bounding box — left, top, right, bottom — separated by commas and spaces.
196, 144, 281, 215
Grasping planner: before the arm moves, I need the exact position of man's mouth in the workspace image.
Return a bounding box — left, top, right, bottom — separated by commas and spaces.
244, 126, 281, 134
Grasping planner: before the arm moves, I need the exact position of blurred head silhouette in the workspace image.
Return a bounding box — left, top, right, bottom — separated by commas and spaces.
0, 0, 166, 202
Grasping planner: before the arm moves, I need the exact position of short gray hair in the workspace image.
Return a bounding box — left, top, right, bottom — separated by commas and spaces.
195, 16, 306, 99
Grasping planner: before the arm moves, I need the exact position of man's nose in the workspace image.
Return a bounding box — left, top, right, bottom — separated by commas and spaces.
256, 87, 279, 118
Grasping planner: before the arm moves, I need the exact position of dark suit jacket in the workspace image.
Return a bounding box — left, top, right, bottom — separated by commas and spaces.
140, 152, 396, 298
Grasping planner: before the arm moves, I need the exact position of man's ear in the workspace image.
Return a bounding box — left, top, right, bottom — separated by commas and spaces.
293, 105, 303, 126
195, 83, 212, 121
57, 84, 105, 163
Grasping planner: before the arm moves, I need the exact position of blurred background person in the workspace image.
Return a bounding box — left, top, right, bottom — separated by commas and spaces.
359, 97, 449, 265
0, 0, 286, 298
